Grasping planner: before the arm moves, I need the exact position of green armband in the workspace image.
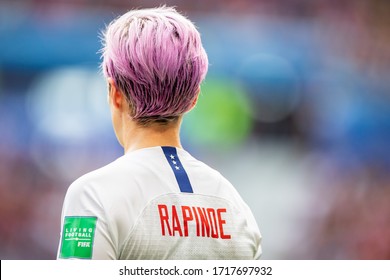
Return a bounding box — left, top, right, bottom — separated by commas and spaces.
59, 216, 97, 259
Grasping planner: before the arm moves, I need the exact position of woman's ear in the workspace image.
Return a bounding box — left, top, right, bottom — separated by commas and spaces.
189, 87, 200, 111
107, 78, 123, 110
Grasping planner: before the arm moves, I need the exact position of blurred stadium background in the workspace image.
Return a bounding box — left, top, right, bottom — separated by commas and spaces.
1, 0, 390, 259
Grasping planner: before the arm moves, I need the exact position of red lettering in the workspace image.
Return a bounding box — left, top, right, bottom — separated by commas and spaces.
192, 206, 200, 236
217, 208, 231, 239
171, 206, 183, 237
158, 204, 172, 236
197, 207, 210, 237
207, 208, 219, 238
158, 204, 230, 239
181, 206, 193, 237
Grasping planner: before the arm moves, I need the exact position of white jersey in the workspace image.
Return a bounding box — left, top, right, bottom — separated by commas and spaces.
57, 146, 262, 259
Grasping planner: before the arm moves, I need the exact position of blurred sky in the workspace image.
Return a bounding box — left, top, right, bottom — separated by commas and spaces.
0, 0, 390, 260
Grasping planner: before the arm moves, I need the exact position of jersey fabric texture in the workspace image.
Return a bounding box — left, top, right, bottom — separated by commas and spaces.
57, 146, 262, 259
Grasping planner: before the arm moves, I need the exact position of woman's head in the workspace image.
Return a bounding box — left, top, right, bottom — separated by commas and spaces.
101, 6, 208, 125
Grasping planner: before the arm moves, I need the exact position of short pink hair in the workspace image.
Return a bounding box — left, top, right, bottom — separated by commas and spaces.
101, 6, 208, 124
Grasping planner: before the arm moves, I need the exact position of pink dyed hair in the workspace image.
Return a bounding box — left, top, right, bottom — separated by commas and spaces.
100, 6, 208, 124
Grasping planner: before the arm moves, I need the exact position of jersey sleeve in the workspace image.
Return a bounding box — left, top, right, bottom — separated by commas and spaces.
57, 179, 117, 260
218, 176, 263, 259
246, 205, 262, 259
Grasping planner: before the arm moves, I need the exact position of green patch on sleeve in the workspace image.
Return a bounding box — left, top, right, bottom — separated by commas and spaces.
59, 216, 97, 259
